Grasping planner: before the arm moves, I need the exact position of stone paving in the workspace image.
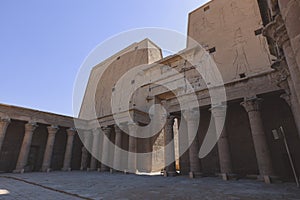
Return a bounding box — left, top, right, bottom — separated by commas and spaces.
0, 171, 300, 200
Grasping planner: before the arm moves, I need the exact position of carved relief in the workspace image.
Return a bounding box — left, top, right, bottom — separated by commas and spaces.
233, 28, 250, 78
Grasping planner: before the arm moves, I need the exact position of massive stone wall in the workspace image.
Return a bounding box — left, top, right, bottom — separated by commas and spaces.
79, 39, 162, 120
187, 0, 275, 82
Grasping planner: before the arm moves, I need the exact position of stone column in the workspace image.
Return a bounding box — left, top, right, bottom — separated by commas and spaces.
80, 147, 88, 170
113, 125, 123, 171
241, 97, 274, 183
128, 122, 137, 173
163, 115, 176, 177
281, 92, 300, 138
41, 125, 59, 172
80, 130, 92, 170
0, 117, 10, 153
271, 59, 300, 138
210, 105, 233, 181
62, 128, 76, 171
101, 126, 111, 172
14, 122, 38, 173
178, 117, 190, 175
143, 138, 152, 173
278, 0, 300, 73
89, 128, 101, 171
183, 110, 202, 178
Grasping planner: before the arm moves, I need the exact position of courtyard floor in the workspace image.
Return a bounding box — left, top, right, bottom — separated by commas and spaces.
0, 171, 300, 200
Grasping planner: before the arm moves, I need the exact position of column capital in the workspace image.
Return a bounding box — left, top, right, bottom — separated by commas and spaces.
47, 125, 59, 135
210, 103, 227, 118
101, 126, 111, 136
241, 97, 263, 113
127, 122, 138, 132
25, 122, 38, 132
66, 128, 76, 137
166, 115, 175, 127
167, 114, 175, 120
280, 93, 292, 107
183, 110, 199, 123
114, 124, 123, 134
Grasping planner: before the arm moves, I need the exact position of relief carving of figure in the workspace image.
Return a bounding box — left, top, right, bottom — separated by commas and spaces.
232, 28, 250, 78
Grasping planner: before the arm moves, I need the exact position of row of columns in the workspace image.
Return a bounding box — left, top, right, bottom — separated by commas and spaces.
80, 123, 140, 174
163, 96, 275, 183
0, 95, 290, 183
0, 119, 77, 173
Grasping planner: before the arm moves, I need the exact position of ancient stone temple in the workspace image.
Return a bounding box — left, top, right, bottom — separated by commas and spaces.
0, 0, 300, 185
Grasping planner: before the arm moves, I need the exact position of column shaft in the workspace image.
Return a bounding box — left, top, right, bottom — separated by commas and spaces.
90, 128, 101, 171
164, 115, 176, 176
80, 147, 88, 170
128, 123, 137, 173
14, 122, 38, 173
278, 61, 300, 138
241, 98, 274, 183
101, 127, 111, 171
113, 125, 122, 171
183, 110, 202, 178
62, 128, 76, 171
42, 125, 59, 172
141, 138, 152, 173
80, 130, 92, 170
0, 118, 10, 153
211, 105, 233, 180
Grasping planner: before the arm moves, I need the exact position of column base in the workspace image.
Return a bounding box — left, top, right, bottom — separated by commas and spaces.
61, 168, 71, 172
163, 171, 177, 177
111, 169, 124, 173
41, 168, 51, 173
13, 169, 25, 174
100, 165, 110, 172
257, 175, 279, 184
216, 173, 237, 181
123, 169, 137, 174
80, 167, 87, 171
87, 168, 97, 172
189, 172, 203, 179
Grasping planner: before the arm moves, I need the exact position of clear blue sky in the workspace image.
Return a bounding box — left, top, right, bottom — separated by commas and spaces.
0, 0, 210, 117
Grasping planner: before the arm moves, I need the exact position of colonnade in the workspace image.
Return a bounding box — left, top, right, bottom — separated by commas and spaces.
0, 119, 76, 173
76, 96, 286, 184
161, 96, 278, 183
0, 94, 297, 184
